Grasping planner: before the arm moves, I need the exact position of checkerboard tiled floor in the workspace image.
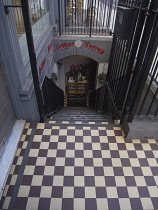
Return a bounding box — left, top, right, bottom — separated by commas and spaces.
0, 122, 158, 210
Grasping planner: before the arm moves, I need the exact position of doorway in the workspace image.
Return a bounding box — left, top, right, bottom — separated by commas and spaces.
58, 55, 98, 107
0, 63, 16, 157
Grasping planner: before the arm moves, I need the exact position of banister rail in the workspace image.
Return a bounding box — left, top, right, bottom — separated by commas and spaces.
42, 77, 64, 118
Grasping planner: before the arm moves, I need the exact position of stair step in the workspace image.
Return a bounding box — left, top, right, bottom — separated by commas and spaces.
50, 117, 112, 120
47, 120, 114, 125
45, 123, 119, 127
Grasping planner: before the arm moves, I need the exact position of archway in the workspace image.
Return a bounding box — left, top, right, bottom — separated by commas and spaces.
57, 55, 98, 106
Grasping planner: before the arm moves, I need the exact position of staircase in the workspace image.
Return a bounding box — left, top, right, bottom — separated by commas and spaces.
46, 107, 119, 127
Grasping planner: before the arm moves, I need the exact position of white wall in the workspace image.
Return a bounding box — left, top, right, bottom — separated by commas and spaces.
58, 61, 65, 92
96, 63, 108, 89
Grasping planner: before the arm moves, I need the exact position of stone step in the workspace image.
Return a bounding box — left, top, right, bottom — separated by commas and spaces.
45, 123, 119, 127
50, 116, 112, 120
47, 120, 114, 125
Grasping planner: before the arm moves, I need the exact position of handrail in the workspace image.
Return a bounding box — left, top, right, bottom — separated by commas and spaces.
42, 77, 64, 118
89, 83, 118, 118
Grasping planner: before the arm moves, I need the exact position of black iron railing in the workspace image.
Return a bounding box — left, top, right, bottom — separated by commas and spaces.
42, 77, 64, 117
89, 84, 118, 117
57, 0, 118, 36
119, 0, 158, 121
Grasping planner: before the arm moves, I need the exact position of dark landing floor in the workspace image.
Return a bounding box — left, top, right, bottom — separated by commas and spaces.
0, 107, 158, 210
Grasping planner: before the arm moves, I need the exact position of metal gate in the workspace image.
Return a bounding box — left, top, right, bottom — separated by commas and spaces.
106, 0, 158, 121
0, 63, 16, 157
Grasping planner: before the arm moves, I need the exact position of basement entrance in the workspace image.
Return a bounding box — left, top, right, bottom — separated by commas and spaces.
58, 55, 98, 107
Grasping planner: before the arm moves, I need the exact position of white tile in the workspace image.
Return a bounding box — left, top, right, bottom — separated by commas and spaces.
27, 129, 32, 135
101, 151, 111, 158
95, 176, 105, 186
111, 158, 122, 166
141, 198, 154, 210
22, 141, 28, 149
18, 185, 30, 197
68, 126, 75, 130
148, 186, 158, 197
119, 151, 129, 158
25, 122, 30, 128
127, 187, 139, 198
31, 175, 43, 186
98, 127, 106, 130
26, 198, 39, 210
99, 136, 108, 143
75, 121, 82, 124
33, 135, 42, 142
74, 198, 85, 210
141, 167, 152, 176
55, 158, 65, 166
59, 129, 67, 135
130, 159, 140, 167
43, 129, 52, 135
106, 130, 115, 136
50, 136, 58, 142
106, 187, 118, 198
115, 176, 126, 186
40, 186, 52, 198
153, 151, 158, 158
84, 150, 93, 158
67, 136, 75, 142
91, 130, 99, 136
115, 136, 124, 143
126, 144, 135, 150
142, 144, 151, 150
75, 158, 84, 166
122, 167, 133, 176
57, 142, 66, 149
37, 123, 45, 129
47, 150, 57, 157
75, 143, 84, 150
64, 167, 74, 176
44, 166, 55, 175
85, 187, 96, 198
75, 130, 83, 136
3, 185, 9, 196
52, 126, 60, 129
65, 150, 75, 157
83, 136, 91, 143
96, 198, 108, 210
119, 198, 131, 210
29, 149, 39, 157
63, 187, 74, 198
74, 176, 84, 186
24, 165, 35, 175
92, 143, 101, 150
10, 175, 17, 185
109, 143, 118, 150
136, 151, 146, 158
147, 158, 158, 166
50, 198, 62, 210
93, 158, 103, 166
134, 176, 146, 186
2, 197, 11, 209
84, 167, 94, 176
103, 167, 114, 176
53, 176, 64, 186
40, 142, 49, 149
83, 127, 90, 130
154, 176, 158, 185
36, 157, 46, 166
